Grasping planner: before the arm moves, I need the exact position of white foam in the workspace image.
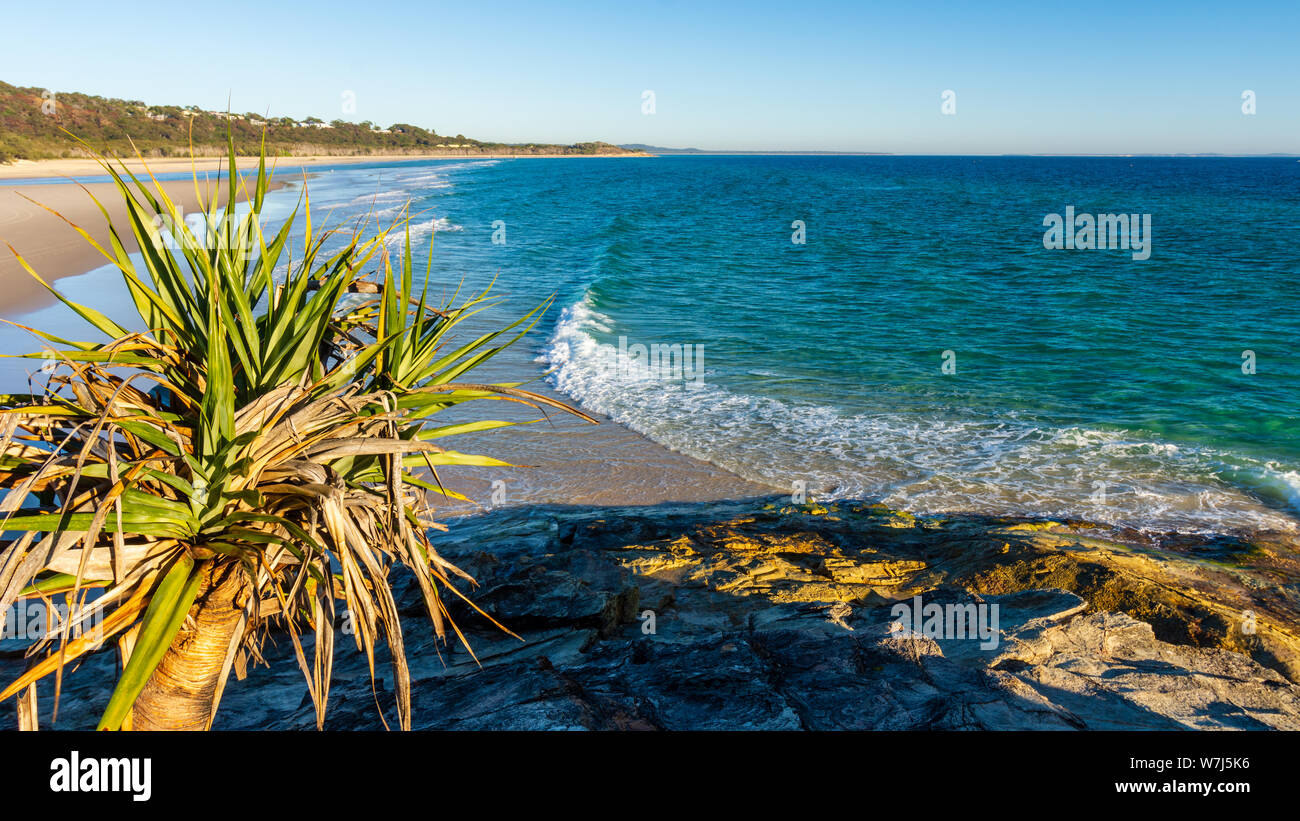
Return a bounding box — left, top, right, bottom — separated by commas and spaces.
446, 159, 501, 170
381, 217, 462, 246
539, 294, 1300, 536
349, 190, 411, 205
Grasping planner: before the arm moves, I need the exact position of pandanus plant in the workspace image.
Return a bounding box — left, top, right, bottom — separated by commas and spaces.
0, 138, 593, 729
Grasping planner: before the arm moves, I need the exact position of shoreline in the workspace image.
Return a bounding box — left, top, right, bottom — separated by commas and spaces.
0, 152, 651, 182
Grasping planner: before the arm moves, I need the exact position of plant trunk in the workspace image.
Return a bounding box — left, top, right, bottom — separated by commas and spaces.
130, 562, 249, 731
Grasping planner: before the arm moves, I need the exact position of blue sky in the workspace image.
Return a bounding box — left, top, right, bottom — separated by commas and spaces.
2, 0, 1297, 153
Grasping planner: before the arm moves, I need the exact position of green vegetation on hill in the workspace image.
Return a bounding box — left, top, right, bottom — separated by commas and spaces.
0, 81, 641, 162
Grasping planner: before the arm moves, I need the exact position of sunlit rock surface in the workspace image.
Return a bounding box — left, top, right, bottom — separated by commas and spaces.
7, 499, 1300, 730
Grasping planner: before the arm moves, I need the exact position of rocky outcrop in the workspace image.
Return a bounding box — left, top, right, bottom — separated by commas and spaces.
220, 500, 1300, 730
7, 499, 1300, 730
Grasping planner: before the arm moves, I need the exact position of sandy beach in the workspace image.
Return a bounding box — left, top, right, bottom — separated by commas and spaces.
0, 174, 289, 315
0, 154, 380, 181
0, 153, 648, 316
0, 152, 648, 181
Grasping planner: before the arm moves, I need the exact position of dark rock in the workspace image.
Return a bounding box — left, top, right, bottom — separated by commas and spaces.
7, 499, 1300, 730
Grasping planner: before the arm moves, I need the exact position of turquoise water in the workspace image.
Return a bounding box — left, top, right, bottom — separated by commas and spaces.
5, 155, 1299, 534
530, 156, 1300, 534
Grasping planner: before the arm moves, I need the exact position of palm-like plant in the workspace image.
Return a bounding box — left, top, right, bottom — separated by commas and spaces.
0, 138, 593, 730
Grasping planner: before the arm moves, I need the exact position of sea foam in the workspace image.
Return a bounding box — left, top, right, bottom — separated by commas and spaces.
540, 293, 1300, 537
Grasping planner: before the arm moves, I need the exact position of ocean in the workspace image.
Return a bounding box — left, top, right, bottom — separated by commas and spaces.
4, 155, 1298, 536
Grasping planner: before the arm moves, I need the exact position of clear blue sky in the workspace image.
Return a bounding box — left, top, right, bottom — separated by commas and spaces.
2, 0, 1296, 153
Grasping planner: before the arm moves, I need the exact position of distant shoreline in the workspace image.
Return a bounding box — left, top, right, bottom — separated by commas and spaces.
5, 152, 1294, 182
0, 151, 649, 182
625, 150, 1300, 157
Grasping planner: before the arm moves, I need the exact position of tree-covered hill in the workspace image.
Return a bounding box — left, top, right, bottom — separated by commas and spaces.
0, 81, 642, 162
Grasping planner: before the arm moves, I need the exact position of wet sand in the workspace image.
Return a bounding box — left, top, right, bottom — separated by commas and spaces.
0, 174, 287, 314
432, 403, 777, 513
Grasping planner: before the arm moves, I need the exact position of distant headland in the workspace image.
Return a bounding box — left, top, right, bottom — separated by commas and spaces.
0, 80, 646, 163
